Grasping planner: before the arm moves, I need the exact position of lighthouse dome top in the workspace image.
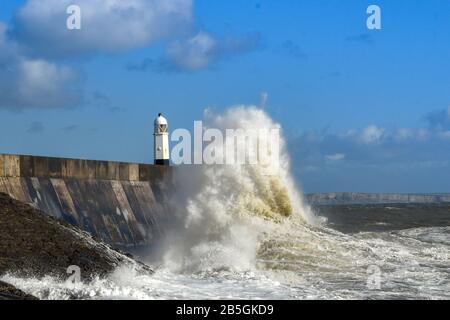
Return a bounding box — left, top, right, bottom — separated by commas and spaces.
154, 113, 168, 133
155, 113, 168, 125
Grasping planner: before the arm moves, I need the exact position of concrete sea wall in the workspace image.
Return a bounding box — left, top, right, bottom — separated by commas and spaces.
0, 154, 174, 247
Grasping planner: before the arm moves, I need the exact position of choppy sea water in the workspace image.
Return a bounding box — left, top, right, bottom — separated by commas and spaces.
3, 207, 449, 300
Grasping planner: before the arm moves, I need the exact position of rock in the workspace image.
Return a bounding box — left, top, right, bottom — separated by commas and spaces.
0, 281, 38, 300
0, 192, 152, 281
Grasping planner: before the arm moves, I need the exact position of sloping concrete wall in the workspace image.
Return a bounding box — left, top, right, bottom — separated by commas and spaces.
0, 154, 174, 247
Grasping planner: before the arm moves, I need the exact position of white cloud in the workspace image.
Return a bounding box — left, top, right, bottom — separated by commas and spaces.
417, 128, 430, 141
341, 125, 387, 144
0, 26, 80, 109
361, 125, 386, 144
340, 128, 358, 139
303, 165, 319, 172
166, 32, 217, 70
13, 0, 193, 57
438, 131, 450, 140
394, 128, 414, 142
0, 58, 81, 109
21, 59, 78, 105
342, 126, 432, 144
396, 128, 433, 142
1, 0, 193, 109
325, 153, 346, 161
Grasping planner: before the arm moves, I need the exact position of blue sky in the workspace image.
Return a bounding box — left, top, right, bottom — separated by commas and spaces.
1, 0, 450, 193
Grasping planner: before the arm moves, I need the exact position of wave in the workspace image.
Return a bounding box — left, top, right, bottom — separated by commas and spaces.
152, 106, 316, 273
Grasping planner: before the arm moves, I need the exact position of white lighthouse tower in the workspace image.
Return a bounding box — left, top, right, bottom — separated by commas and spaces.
154, 113, 170, 165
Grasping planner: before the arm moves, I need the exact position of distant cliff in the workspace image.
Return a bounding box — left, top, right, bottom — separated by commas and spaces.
306, 192, 450, 205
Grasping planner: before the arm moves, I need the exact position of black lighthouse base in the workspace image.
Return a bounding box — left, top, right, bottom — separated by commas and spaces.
154, 159, 170, 166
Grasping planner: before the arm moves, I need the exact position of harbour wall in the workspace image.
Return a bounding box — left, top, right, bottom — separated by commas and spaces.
0, 154, 174, 247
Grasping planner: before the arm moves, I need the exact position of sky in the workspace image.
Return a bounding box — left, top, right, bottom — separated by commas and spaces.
1, 0, 450, 193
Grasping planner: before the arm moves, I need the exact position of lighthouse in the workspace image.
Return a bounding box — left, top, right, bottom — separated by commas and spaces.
154, 113, 170, 165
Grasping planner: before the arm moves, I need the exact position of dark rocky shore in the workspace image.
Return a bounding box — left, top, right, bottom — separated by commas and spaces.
0, 280, 37, 300
0, 192, 152, 300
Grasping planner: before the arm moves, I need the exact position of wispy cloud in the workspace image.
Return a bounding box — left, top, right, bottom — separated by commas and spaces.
325, 153, 346, 161
86, 91, 124, 113
27, 121, 45, 133
61, 124, 79, 132
165, 31, 218, 71
342, 125, 387, 145
424, 106, 450, 130
279, 40, 308, 59
345, 33, 374, 44
126, 58, 156, 72
108, 106, 126, 113
127, 31, 261, 73
91, 91, 110, 107
162, 31, 261, 72
438, 130, 450, 140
